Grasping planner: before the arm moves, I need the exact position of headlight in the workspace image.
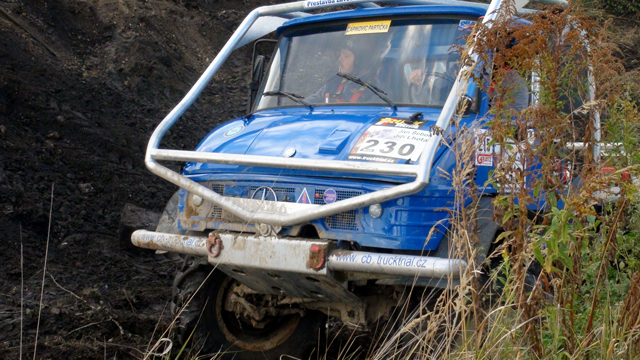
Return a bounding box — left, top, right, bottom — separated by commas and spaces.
368, 204, 383, 219
191, 194, 203, 207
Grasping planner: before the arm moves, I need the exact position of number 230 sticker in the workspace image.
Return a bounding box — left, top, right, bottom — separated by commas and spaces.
348, 117, 433, 163
358, 139, 419, 158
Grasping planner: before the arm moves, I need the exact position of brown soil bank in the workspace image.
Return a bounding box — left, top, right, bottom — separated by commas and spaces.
0, 1, 638, 359
0, 0, 284, 359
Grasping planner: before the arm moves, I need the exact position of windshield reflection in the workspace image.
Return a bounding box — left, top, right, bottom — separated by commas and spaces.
256, 18, 474, 110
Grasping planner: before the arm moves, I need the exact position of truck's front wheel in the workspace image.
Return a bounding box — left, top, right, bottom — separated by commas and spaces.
172, 264, 326, 359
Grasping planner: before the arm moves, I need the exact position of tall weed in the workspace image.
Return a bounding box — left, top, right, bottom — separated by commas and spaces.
372, 0, 640, 358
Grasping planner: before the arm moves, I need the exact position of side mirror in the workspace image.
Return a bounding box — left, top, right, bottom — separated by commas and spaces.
454, 95, 473, 117
247, 39, 278, 114
247, 55, 265, 113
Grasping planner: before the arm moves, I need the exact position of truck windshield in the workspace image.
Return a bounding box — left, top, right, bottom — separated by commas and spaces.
256, 18, 475, 111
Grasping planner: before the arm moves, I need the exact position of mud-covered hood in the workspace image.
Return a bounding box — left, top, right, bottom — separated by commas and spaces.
183, 107, 448, 179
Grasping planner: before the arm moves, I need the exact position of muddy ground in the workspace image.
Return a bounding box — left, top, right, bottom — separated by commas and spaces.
0, 1, 638, 359
0, 0, 291, 358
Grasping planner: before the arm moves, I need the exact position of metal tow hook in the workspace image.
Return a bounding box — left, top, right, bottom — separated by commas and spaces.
207, 234, 222, 257
309, 244, 327, 271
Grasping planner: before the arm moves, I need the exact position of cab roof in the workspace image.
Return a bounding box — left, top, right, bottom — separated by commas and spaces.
278, 5, 487, 35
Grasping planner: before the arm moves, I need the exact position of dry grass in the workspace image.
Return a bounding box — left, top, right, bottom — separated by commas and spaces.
32, 184, 54, 360
367, 1, 640, 359
140, 2, 640, 360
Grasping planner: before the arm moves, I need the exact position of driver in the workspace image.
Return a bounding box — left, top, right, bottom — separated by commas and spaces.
307, 40, 377, 104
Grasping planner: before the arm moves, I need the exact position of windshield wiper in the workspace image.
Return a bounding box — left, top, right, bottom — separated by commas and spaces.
336, 72, 397, 111
263, 91, 313, 110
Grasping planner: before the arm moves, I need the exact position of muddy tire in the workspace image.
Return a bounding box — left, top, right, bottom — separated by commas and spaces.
159, 191, 326, 358
172, 264, 326, 359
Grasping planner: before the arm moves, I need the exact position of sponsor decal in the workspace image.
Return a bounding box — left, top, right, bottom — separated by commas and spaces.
498, 145, 526, 193
224, 125, 244, 137
375, 117, 425, 129
296, 188, 312, 204
474, 128, 495, 166
323, 188, 337, 204
476, 153, 493, 166
347, 117, 433, 163
304, 0, 357, 8
474, 128, 528, 192
331, 252, 453, 270
345, 20, 392, 35
458, 20, 476, 32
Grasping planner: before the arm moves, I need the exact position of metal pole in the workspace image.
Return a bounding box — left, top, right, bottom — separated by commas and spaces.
150, 149, 419, 177
327, 250, 467, 279
432, 0, 515, 134
131, 230, 468, 278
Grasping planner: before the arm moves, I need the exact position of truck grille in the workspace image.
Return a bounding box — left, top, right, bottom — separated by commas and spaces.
205, 182, 362, 231
314, 189, 361, 231
209, 183, 225, 219
324, 209, 358, 230
313, 189, 362, 204
250, 185, 296, 202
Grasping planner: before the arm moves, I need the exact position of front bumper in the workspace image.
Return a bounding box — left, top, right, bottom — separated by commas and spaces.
133, 229, 467, 315
132, 230, 467, 279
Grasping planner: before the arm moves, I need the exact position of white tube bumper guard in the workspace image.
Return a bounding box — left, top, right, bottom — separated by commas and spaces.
132, 230, 467, 279
140, 0, 568, 277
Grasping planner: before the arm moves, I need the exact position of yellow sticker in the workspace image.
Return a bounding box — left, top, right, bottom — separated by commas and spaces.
345, 20, 391, 35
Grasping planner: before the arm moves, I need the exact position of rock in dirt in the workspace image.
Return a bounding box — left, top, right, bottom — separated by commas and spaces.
78, 183, 95, 194
49, 98, 59, 112
2, 204, 13, 214
118, 203, 161, 250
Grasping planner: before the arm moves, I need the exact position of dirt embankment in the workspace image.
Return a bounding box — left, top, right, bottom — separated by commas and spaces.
1, 1, 638, 359
0, 0, 283, 358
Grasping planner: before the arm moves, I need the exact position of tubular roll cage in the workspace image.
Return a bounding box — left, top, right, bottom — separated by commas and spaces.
146, 0, 578, 228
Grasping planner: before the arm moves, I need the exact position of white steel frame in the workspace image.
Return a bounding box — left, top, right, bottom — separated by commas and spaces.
145, 0, 571, 227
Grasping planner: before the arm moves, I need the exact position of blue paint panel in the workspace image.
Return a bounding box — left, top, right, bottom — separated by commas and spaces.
184, 107, 478, 182
178, 102, 509, 250
178, 145, 462, 250
278, 6, 487, 35
165, 4, 554, 255
319, 130, 352, 154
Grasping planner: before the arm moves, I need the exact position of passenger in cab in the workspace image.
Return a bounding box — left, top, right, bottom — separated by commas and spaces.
405, 63, 458, 106
307, 40, 378, 104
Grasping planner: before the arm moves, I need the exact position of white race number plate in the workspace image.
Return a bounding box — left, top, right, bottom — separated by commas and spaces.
348, 117, 433, 164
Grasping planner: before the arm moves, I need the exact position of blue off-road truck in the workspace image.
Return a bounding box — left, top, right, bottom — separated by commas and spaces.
132, 0, 575, 358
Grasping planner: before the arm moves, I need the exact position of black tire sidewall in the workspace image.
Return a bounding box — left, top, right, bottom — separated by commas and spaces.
161, 191, 326, 359
178, 267, 326, 360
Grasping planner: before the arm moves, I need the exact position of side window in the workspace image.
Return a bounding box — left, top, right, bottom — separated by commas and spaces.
257, 40, 287, 109
489, 67, 531, 113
